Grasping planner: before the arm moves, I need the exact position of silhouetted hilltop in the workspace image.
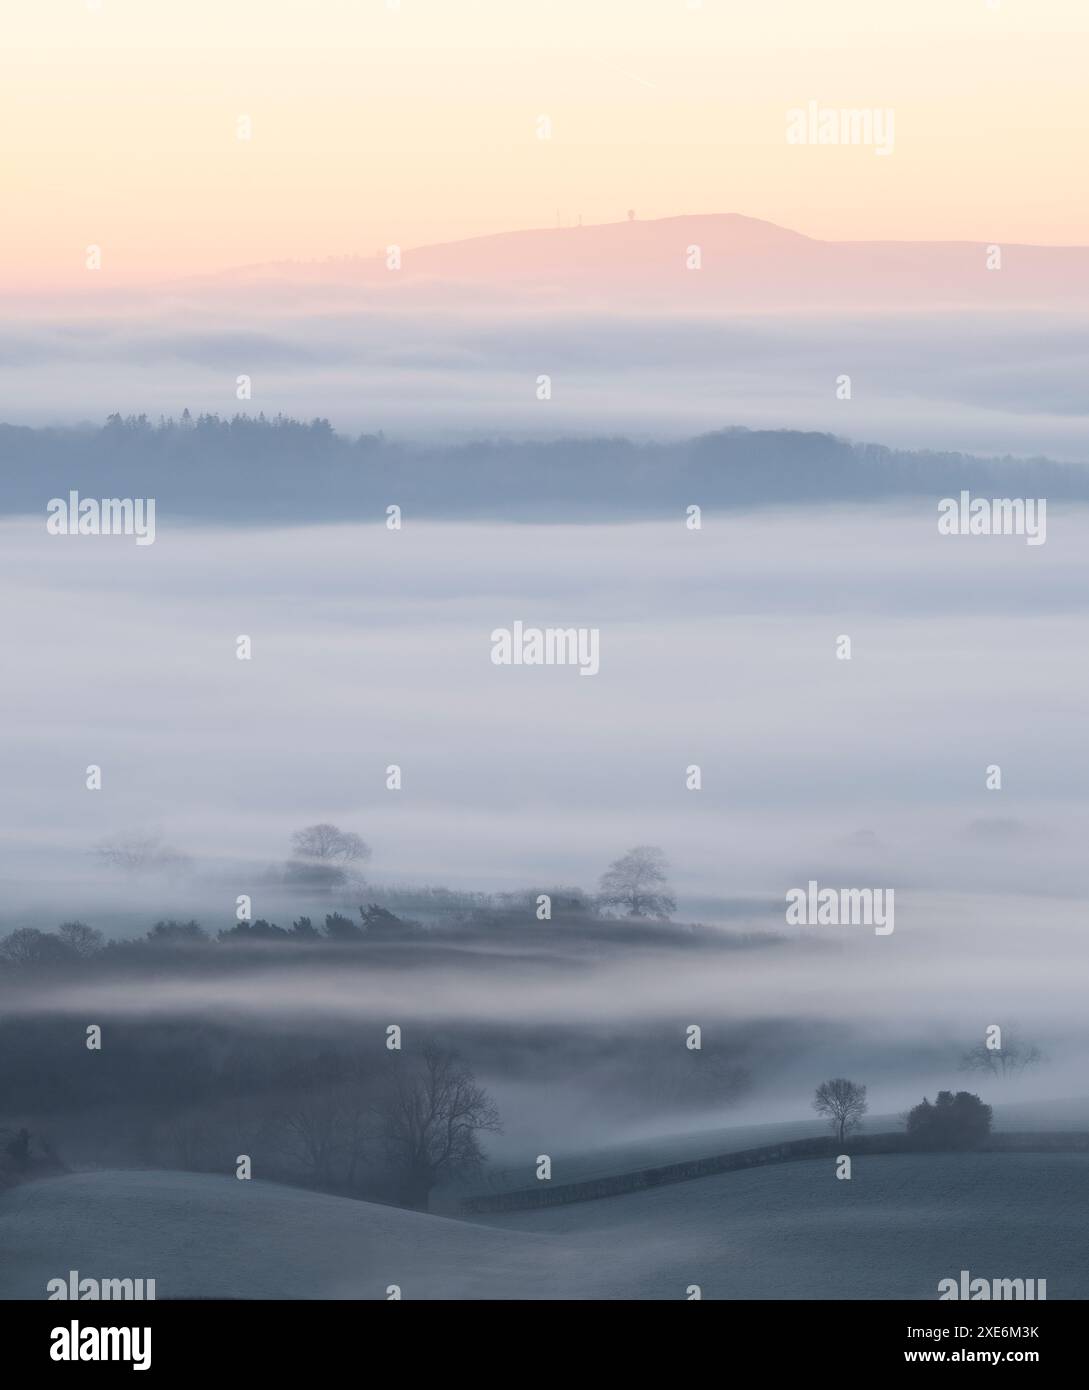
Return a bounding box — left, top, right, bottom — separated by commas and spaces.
207, 213, 1089, 311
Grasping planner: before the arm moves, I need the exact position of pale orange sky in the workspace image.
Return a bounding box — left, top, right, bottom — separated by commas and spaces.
2, 0, 1087, 287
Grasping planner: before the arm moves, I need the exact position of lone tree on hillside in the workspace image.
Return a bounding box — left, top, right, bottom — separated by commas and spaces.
598, 845, 676, 920
813, 1077, 868, 1144
906, 1090, 992, 1150
959, 1029, 1044, 1082
375, 1042, 500, 1211
286, 824, 371, 893
291, 824, 370, 865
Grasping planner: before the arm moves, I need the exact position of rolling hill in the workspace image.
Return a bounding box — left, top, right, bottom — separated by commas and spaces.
3, 1150, 1086, 1300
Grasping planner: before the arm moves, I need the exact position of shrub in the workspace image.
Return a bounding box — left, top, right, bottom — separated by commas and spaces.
906, 1090, 992, 1149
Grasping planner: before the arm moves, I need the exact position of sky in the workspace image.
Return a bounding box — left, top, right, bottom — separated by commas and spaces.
3, 0, 1088, 287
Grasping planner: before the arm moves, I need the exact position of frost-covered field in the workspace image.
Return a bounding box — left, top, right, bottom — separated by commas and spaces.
0, 1171, 580, 1302
4, 1152, 1086, 1300
486, 1150, 1089, 1300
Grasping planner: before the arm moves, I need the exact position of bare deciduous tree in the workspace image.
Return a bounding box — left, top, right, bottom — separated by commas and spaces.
95, 834, 190, 874
0, 929, 73, 965
375, 1042, 500, 1210
813, 1077, 868, 1144
291, 824, 370, 865
960, 1030, 1044, 1082
56, 921, 104, 957
598, 845, 676, 920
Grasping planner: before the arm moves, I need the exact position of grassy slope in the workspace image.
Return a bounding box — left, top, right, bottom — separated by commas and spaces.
0, 1171, 580, 1301
485, 1151, 1089, 1300
3, 1151, 1087, 1300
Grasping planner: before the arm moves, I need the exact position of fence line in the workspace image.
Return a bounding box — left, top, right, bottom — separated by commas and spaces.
462, 1130, 1089, 1214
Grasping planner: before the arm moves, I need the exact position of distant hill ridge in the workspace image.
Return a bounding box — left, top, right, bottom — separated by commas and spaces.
2, 418, 1086, 523
208, 212, 1089, 310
